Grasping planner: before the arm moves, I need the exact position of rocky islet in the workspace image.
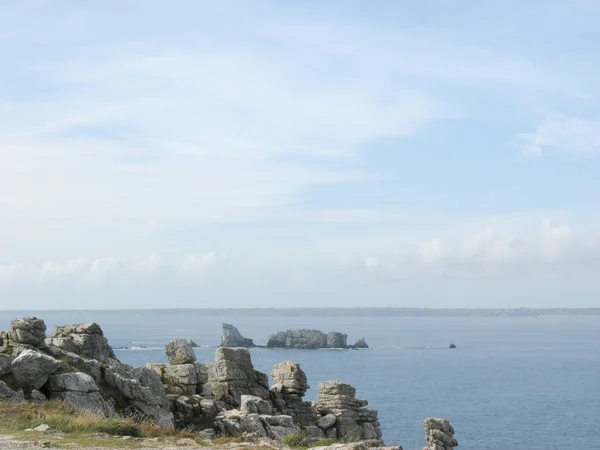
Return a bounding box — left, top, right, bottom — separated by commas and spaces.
0, 316, 458, 450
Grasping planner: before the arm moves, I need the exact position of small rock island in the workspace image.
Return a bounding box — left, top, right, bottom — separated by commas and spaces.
221, 323, 256, 348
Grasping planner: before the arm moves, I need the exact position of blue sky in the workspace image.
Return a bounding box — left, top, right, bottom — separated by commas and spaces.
0, 0, 599, 309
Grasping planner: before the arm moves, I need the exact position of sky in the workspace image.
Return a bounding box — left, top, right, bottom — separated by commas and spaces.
1, 0, 599, 309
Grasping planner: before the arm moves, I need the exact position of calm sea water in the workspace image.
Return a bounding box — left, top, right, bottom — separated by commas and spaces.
1, 310, 598, 450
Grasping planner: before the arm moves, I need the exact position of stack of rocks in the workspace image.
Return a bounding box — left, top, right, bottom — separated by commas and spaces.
147, 339, 209, 396
45, 322, 116, 362
215, 408, 300, 440
207, 347, 270, 407
221, 324, 256, 348
316, 381, 382, 443
1, 317, 47, 355
423, 418, 458, 450
270, 361, 318, 427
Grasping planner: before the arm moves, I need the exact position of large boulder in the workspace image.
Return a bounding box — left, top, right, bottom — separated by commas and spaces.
221, 324, 256, 348
45, 346, 103, 383
423, 418, 458, 450
147, 362, 206, 396
11, 349, 60, 389
46, 322, 116, 363
9, 317, 47, 348
168, 395, 225, 430
0, 380, 24, 402
208, 347, 269, 407
47, 372, 116, 417
266, 329, 327, 349
165, 339, 196, 365
103, 360, 174, 428
241, 394, 273, 414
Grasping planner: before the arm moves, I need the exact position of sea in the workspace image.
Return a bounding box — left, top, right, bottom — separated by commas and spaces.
1, 310, 599, 450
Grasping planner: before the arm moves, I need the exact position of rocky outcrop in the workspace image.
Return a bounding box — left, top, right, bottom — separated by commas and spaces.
46, 322, 116, 362
316, 381, 382, 442
147, 361, 209, 396
168, 394, 224, 431
165, 339, 196, 365
214, 409, 300, 440
351, 337, 369, 349
103, 359, 174, 428
0, 354, 13, 376
9, 317, 47, 348
11, 349, 61, 390
221, 324, 256, 348
270, 361, 317, 426
423, 418, 458, 450
267, 329, 327, 349
327, 332, 348, 348
208, 347, 269, 407
47, 372, 116, 417
267, 329, 368, 349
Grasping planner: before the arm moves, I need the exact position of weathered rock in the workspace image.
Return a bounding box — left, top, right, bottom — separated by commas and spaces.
0, 380, 24, 402
262, 414, 302, 440
11, 349, 60, 389
221, 324, 256, 348
316, 381, 382, 443
351, 337, 369, 349
46, 323, 116, 362
266, 329, 328, 349
327, 332, 348, 349
103, 360, 174, 428
45, 346, 103, 383
317, 413, 337, 430
168, 395, 225, 430
240, 413, 269, 438
148, 361, 208, 396
165, 339, 196, 365
423, 418, 458, 450
0, 353, 13, 376
241, 395, 273, 414
9, 317, 47, 348
270, 361, 316, 426
305, 425, 325, 441
312, 444, 402, 450
47, 372, 116, 417
208, 347, 269, 407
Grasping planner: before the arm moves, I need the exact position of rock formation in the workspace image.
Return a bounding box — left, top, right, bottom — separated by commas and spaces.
266, 329, 368, 349
165, 339, 196, 365
423, 418, 458, 450
351, 337, 369, 349
270, 361, 317, 426
208, 347, 270, 407
46, 322, 116, 362
221, 324, 256, 348
316, 381, 382, 442
0, 315, 457, 450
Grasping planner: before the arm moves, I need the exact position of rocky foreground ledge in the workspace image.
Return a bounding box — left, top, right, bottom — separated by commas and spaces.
0, 317, 458, 450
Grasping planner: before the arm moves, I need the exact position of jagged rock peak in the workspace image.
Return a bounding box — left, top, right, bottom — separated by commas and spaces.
423, 418, 458, 450
46, 322, 116, 363
221, 324, 256, 348
351, 337, 369, 349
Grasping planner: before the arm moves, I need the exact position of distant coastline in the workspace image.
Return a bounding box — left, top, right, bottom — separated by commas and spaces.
2, 307, 600, 316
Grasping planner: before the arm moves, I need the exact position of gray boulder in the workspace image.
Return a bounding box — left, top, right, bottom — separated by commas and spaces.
270, 361, 316, 426
103, 360, 174, 428
221, 324, 256, 348
11, 349, 60, 389
45, 346, 102, 383
0, 380, 24, 402
0, 353, 13, 376
47, 372, 116, 417
168, 395, 225, 430
241, 395, 273, 414
208, 347, 269, 407
9, 317, 47, 348
317, 413, 337, 430
423, 418, 458, 450
29, 389, 47, 403
165, 339, 196, 365
46, 322, 116, 362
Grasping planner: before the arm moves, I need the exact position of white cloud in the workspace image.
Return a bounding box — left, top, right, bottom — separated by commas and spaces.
90, 257, 121, 281
520, 115, 600, 157
417, 239, 444, 265
39, 258, 88, 281
178, 253, 221, 274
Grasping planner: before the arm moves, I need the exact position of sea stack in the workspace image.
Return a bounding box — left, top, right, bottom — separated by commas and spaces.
220, 324, 256, 348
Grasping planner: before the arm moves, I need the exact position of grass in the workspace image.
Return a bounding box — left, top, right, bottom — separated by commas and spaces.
0, 401, 199, 446
283, 432, 343, 449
